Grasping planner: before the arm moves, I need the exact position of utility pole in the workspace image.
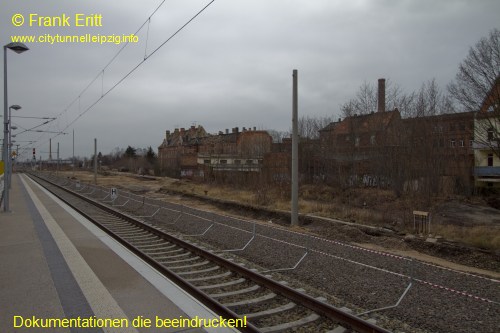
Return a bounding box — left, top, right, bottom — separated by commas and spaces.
291, 69, 299, 226
94, 138, 97, 184
56, 142, 59, 175
72, 129, 75, 176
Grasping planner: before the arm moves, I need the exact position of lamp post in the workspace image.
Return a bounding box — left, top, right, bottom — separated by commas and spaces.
8, 105, 21, 189
3, 42, 29, 212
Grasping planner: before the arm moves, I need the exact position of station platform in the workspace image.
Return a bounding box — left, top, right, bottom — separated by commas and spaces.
0, 173, 240, 333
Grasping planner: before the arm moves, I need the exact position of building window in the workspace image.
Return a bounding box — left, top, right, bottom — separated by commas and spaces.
487, 128, 494, 141
488, 154, 493, 167
204, 159, 210, 164
370, 135, 376, 145
246, 159, 253, 165
220, 160, 227, 164
234, 159, 241, 165
355, 137, 360, 147
469, 139, 474, 147
459, 139, 464, 147
450, 139, 455, 148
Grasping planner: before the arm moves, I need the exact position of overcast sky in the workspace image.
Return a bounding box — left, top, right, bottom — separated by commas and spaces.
1, 0, 499, 160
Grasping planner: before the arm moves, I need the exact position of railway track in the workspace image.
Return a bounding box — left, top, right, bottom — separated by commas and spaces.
27, 172, 391, 333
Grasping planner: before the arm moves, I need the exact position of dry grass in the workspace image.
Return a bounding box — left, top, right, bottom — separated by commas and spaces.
56, 170, 500, 251
164, 181, 500, 250
431, 224, 500, 250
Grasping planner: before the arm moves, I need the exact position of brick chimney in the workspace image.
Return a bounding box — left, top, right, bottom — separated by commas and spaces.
377, 78, 386, 113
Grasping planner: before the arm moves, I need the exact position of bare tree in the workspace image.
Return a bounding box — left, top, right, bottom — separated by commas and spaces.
340, 81, 376, 117
296, 115, 334, 139
448, 28, 500, 158
267, 129, 288, 143
448, 28, 500, 113
341, 79, 415, 118
412, 79, 452, 117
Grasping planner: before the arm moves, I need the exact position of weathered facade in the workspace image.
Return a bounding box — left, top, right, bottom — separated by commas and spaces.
158, 126, 272, 182
198, 127, 272, 183
473, 77, 500, 188
401, 112, 475, 193
157, 78, 499, 194
158, 125, 207, 178
473, 114, 500, 188
318, 109, 402, 186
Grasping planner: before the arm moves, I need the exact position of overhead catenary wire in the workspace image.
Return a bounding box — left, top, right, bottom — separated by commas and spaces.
30, 0, 216, 157
51, 0, 170, 121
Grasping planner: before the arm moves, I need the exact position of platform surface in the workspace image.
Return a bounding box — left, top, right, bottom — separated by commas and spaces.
0, 173, 241, 333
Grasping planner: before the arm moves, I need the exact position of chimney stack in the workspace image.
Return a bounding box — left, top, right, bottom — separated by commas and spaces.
377, 78, 386, 113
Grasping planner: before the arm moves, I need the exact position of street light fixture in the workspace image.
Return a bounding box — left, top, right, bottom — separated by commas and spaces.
8, 105, 21, 189
3, 42, 29, 212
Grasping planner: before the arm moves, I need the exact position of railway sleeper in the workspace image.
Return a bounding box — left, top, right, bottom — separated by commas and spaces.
150, 248, 184, 257
143, 243, 177, 250
258, 313, 320, 333
97, 218, 126, 223
242, 302, 296, 320
101, 224, 137, 231
166, 260, 211, 270
325, 326, 348, 333
223, 293, 276, 307
196, 278, 246, 291
208, 284, 260, 298
128, 238, 163, 245
175, 265, 221, 276
114, 229, 150, 236
121, 233, 157, 240
126, 237, 161, 244
159, 256, 203, 265
136, 242, 173, 250
185, 271, 232, 282
156, 251, 191, 260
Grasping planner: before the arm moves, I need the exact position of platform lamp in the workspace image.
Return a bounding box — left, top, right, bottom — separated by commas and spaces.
8, 105, 21, 189
3, 42, 29, 213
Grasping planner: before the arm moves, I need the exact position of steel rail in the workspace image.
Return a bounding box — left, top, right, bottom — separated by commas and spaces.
28, 172, 392, 333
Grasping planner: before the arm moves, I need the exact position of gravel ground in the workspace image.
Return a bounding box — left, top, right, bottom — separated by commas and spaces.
47, 173, 500, 333
121, 193, 500, 333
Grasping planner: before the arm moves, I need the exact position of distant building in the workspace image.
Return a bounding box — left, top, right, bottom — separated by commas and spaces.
319, 109, 401, 186
318, 78, 477, 193
473, 113, 500, 188
198, 127, 272, 183
401, 111, 475, 193
158, 126, 272, 182
473, 77, 500, 188
158, 125, 207, 178
156, 77, 499, 194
